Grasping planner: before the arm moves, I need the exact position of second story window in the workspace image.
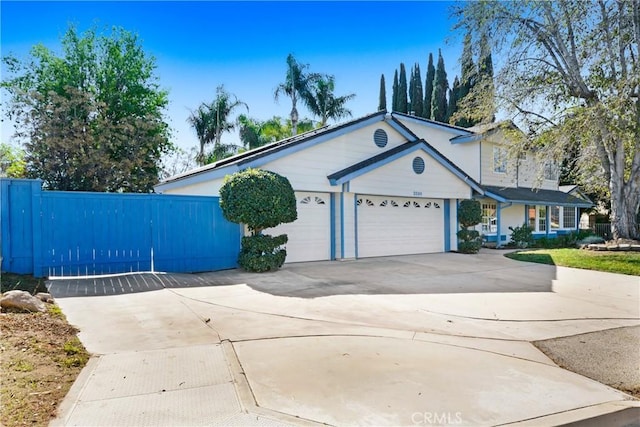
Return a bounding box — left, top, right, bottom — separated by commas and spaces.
493, 146, 507, 173
544, 162, 558, 180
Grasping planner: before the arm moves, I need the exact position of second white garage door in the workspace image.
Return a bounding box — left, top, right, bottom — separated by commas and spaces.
264, 192, 331, 263
357, 195, 444, 258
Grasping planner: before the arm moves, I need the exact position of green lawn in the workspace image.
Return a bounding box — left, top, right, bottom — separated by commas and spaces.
505, 248, 640, 276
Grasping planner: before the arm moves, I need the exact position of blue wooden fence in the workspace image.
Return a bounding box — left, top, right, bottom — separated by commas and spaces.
1, 179, 241, 277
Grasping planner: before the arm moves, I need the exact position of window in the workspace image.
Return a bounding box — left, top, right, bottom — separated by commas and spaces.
550, 206, 560, 229
482, 203, 497, 233
538, 206, 547, 232
528, 206, 536, 230
563, 206, 576, 229
544, 162, 558, 180
493, 146, 507, 173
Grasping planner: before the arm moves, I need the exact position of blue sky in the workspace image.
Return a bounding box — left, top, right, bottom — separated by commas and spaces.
1, 1, 464, 152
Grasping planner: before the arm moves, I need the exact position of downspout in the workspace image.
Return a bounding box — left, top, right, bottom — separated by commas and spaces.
545, 205, 550, 238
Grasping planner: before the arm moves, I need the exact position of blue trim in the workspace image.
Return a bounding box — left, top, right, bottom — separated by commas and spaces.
485, 234, 508, 242
443, 199, 450, 252
155, 165, 237, 192
496, 203, 502, 248
451, 134, 482, 144
330, 193, 336, 260
340, 192, 345, 259
545, 205, 550, 237
484, 191, 591, 208
241, 114, 385, 169
479, 141, 482, 184
385, 116, 420, 140
329, 142, 484, 194
354, 194, 359, 259
524, 204, 528, 225
391, 112, 471, 136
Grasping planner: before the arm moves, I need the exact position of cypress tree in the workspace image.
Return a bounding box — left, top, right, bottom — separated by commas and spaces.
423, 53, 435, 119
378, 74, 387, 111
447, 76, 460, 123
459, 32, 475, 102
412, 63, 424, 117
398, 63, 408, 113
408, 66, 415, 114
392, 70, 399, 111
478, 33, 495, 123
431, 49, 449, 122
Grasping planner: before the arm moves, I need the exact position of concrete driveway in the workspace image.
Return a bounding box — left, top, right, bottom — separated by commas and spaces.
49, 250, 640, 426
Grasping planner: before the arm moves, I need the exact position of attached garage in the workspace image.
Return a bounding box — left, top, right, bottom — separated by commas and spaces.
356, 195, 444, 258
265, 192, 331, 263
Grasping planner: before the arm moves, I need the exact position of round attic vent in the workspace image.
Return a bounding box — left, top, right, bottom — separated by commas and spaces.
373, 129, 388, 148
412, 156, 425, 174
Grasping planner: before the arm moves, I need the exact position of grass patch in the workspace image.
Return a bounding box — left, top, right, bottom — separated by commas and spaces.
506, 248, 640, 276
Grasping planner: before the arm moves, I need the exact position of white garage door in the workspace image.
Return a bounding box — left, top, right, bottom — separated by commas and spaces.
265, 192, 331, 263
357, 195, 444, 258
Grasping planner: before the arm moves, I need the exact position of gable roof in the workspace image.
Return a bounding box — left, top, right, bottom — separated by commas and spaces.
328, 139, 484, 194
390, 111, 473, 136
156, 110, 389, 190
483, 185, 593, 207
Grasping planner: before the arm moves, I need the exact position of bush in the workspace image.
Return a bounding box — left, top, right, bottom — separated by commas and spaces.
220, 169, 297, 272
220, 168, 297, 234
509, 224, 534, 248
457, 229, 481, 254
577, 235, 605, 245
238, 234, 288, 272
457, 200, 482, 254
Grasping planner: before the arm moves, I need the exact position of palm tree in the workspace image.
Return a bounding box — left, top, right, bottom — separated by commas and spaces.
188, 85, 247, 165
303, 75, 356, 126
274, 54, 317, 136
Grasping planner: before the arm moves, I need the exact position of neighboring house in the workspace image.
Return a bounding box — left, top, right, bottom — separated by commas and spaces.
155, 111, 590, 262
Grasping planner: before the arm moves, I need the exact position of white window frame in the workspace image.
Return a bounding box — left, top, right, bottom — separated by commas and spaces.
481, 203, 497, 234
550, 206, 560, 229
544, 162, 558, 181
493, 146, 507, 174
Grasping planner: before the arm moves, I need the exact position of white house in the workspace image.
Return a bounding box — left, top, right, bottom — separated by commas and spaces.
155, 111, 591, 262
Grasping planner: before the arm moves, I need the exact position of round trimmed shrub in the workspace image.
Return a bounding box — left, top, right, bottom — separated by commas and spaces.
220, 168, 297, 272
457, 199, 482, 254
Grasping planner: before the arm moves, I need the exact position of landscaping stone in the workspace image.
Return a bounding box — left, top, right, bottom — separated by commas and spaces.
35, 292, 55, 303
1, 290, 46, 312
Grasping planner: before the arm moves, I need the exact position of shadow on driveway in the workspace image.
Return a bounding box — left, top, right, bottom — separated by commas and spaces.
47, 251, 555, 299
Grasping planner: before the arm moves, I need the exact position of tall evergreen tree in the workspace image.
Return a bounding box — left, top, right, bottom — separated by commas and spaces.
478, 32, 495, 123
411, 64, 424, 117
459, 32, 475, 102
398, 63, 408, 113
431, 49, 449, 122
408, 66, 415, 113
378, 74, 387, 111
447, 76, 461, 123
392, 70, 399, 111
423, 53, 435, 119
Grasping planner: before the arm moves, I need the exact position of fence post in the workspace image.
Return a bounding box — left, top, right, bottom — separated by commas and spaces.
31, 181, 43, 277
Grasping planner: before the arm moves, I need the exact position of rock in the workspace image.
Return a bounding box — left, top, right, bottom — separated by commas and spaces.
631, 245, 640, 252
35, 292, 54, 303
606, 244, 620, 251
1, 290, 46, 313
618, 244, 631, 250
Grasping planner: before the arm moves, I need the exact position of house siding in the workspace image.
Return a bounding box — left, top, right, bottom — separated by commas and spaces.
348, 153, 472, 200
395, 118, 481, 182
261, 121, 408, 193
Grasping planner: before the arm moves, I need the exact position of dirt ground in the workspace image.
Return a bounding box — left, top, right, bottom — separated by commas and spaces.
0, 306, 89, 426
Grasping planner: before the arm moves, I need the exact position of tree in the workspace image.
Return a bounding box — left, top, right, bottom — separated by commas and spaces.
431, 49, 449, 122
0, 143, 26, 178
410, 64, 424, 117
398, 63, 409, 113
1, 26, 172, 192
457, 199, 482, 253
188, 85, 247, 165
447, 76, 461, 123
303, 74, 355, 126
454, 0, 640, 240
274, 54, 317, 136
160, 147, 198, 181
220, 168, 297, 272
392, 70, 399, 111
424, 53, 435, 119
378, 74, 387, 111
